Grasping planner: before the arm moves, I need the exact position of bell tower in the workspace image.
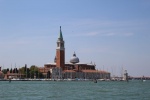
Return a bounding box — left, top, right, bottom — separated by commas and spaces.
56, 26, 65, 70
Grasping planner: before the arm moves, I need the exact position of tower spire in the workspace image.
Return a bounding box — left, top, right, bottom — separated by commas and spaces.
59, 26, 63, 40
73, 51, 76, 57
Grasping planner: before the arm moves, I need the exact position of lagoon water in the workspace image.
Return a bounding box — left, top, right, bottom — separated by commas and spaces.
0, 80, 150, 100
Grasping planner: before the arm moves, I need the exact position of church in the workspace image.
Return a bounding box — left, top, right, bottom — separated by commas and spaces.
39, 26, 110, 79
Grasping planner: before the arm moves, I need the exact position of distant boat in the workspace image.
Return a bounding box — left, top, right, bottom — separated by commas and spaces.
142, 76, 146, 82
142, 80, 146, 82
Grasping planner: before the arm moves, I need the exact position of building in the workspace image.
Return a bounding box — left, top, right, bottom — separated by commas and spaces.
4, 72, 25, 79
39, 26, 110, 79
2, 67, 25, 79
0, 67, 4, 79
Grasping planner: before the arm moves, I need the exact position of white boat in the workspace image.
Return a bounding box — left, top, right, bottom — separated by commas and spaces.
142, 80, 146, 82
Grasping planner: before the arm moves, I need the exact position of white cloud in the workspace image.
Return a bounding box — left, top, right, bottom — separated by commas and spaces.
78, 31, 134, 37
78, 47, 110, 54
105, 32, 117, 36
62, 18, 148, 38
86, 32, 99, 36
122, 32, 134, 36
103, 32, 134, 37
63, 18, 137, 37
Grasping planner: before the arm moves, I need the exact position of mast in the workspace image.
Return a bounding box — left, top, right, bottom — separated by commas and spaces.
11, 63, 12, 73
15, 63, 16, 73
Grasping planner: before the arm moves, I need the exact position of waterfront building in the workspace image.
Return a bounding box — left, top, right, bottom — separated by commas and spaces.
2, 67, 25, 79
39, 26, 110, 79
4, 72, 25, 79
0, 67, 4, 79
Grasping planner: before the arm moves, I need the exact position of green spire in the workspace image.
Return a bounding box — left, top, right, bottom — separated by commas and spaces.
59, 26, 63, 39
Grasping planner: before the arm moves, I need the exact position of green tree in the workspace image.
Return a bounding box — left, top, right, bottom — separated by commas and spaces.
30, 65, 39, 79
19, 67, 26, 78
2, 69, 7, 74
19, 65, 44, 79
10, 68, 12, 73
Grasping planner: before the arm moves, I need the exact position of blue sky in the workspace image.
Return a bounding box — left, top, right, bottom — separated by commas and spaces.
0, 0, 150, 77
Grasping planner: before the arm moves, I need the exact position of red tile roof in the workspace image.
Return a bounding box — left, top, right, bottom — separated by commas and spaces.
81, 70, 110, 73
63, 70, 110, 73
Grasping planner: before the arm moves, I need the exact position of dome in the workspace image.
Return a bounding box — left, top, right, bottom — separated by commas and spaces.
70, 52, 79, 64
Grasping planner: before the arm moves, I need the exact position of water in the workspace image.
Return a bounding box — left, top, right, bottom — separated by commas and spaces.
0, 80, 150, 100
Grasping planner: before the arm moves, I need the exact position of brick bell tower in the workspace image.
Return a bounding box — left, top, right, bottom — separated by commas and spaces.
56, 26, 65, 70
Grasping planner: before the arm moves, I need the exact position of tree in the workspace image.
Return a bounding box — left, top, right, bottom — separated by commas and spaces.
13, 68, 18, 73
7, 68, 9, 72
39, 72, 44, 78
18, 65, 44, 79
10, 68, 12, 73
2, 69, 7, 74
30, 65, 39, 78
19, 67, 25, 74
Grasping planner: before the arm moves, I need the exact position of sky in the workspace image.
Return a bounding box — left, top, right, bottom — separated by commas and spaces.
0, 0, 150, 77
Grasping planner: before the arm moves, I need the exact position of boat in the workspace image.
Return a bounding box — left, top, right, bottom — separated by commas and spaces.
142, 80, 146, 82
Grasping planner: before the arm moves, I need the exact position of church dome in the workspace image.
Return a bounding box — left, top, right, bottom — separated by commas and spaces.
70, 52, 79, 64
